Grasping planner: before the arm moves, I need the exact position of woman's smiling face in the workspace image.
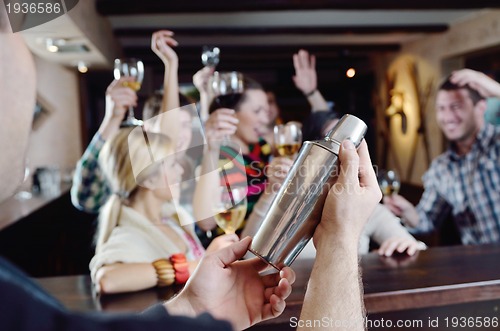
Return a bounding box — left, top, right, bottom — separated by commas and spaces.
234, 89, 270, 145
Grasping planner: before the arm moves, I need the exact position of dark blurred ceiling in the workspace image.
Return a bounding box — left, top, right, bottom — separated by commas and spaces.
95, 0, 500, 79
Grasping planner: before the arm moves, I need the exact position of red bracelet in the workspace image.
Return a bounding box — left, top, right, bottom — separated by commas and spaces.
170, 253, 190, 285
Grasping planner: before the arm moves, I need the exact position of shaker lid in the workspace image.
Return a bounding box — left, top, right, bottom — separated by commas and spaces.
325, 114, 367, 147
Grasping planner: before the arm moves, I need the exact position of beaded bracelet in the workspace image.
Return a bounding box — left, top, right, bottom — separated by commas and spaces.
153, 253, 190, 287
170, 253, 190, 285
152, 259, 175, 287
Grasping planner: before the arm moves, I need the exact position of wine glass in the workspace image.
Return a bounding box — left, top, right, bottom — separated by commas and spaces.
213, 186, 248, 234
208, 71, 244, 111
274, 121, 303, 158
201, 46, 220, 68
114, 58, 144, 127
378, 169, 401, 196
208, 71, 244, 146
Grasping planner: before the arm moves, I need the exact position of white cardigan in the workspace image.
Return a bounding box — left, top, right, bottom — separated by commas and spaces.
89, 204, 204, 282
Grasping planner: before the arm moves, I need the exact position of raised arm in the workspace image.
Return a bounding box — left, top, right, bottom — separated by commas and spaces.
192, 108, 238, 230
292, 49, 329, 112
299, 140, 382, 331
450, 69, 500, 98
151, 30, 180, 114
193, 66, 215, 122
71, 78, 135, 212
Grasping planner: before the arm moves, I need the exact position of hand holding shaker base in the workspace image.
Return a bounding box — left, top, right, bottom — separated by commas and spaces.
249, 114, 367, 270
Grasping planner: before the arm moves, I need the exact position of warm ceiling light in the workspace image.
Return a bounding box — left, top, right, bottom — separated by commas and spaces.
46, 38, 59, 53
77, 61, 88, 73
46, 41, 58, 52
346, 68, 356, 78
45, 38, 71, 53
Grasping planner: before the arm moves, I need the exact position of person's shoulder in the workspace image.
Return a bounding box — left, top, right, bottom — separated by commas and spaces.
428, 152, 450, 171
492, 124, 500, 139
483, 124, 500, 151
422, 152, 452, 185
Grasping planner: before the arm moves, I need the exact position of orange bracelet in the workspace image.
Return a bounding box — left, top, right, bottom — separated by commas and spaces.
170, 253, 190, 284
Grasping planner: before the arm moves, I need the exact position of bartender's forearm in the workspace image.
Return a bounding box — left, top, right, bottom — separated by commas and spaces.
299, 237, 364, 331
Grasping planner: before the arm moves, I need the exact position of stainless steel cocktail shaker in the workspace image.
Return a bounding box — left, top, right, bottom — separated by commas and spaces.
249, 114, 367, 270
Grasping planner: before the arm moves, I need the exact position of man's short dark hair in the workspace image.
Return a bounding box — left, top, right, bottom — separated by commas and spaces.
439, 75, 485, 105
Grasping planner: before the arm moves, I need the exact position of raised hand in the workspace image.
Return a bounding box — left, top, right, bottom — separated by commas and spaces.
450, 69, 500, 98
292, 49, 317, 95
99, 78, 138, 139
204, 108, 239, 151
193, 66, 215, 96
266, 157, 294, 191
151, 30, 179, 66
105, 77, 137, 119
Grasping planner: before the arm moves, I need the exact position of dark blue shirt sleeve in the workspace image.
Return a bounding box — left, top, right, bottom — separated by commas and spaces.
0, 257, 232, 331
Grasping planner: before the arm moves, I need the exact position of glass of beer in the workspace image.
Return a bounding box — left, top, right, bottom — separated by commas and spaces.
114, 58, 144, 127
274, 121, 302, 158
213, 186, 247, 234
378, 169, 401, 196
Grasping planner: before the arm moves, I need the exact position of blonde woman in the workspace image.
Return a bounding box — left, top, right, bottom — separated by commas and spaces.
90, 128, 236, 294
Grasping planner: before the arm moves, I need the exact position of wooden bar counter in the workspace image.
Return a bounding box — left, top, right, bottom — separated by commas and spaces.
36, 244, 500, 329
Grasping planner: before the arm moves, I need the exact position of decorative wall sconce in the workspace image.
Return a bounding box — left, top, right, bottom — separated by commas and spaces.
380, 58, 434, 181
385, 90, 407, 134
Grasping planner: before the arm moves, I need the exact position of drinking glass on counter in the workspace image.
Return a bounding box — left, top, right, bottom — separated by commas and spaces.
114, 58, 144, 127
274, 121, 303, 158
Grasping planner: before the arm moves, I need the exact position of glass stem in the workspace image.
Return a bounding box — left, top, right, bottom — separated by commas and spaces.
127, 106, 135, 121
221, 134, 231, 147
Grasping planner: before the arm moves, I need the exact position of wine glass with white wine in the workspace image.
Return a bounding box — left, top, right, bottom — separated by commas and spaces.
114, 58, 144, 127
213, 186, 247, 234
274, 121, 303, 158
378, 169, 401, 196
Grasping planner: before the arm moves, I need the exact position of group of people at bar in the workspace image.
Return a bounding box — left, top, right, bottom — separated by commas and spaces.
1, 9, 500, 330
